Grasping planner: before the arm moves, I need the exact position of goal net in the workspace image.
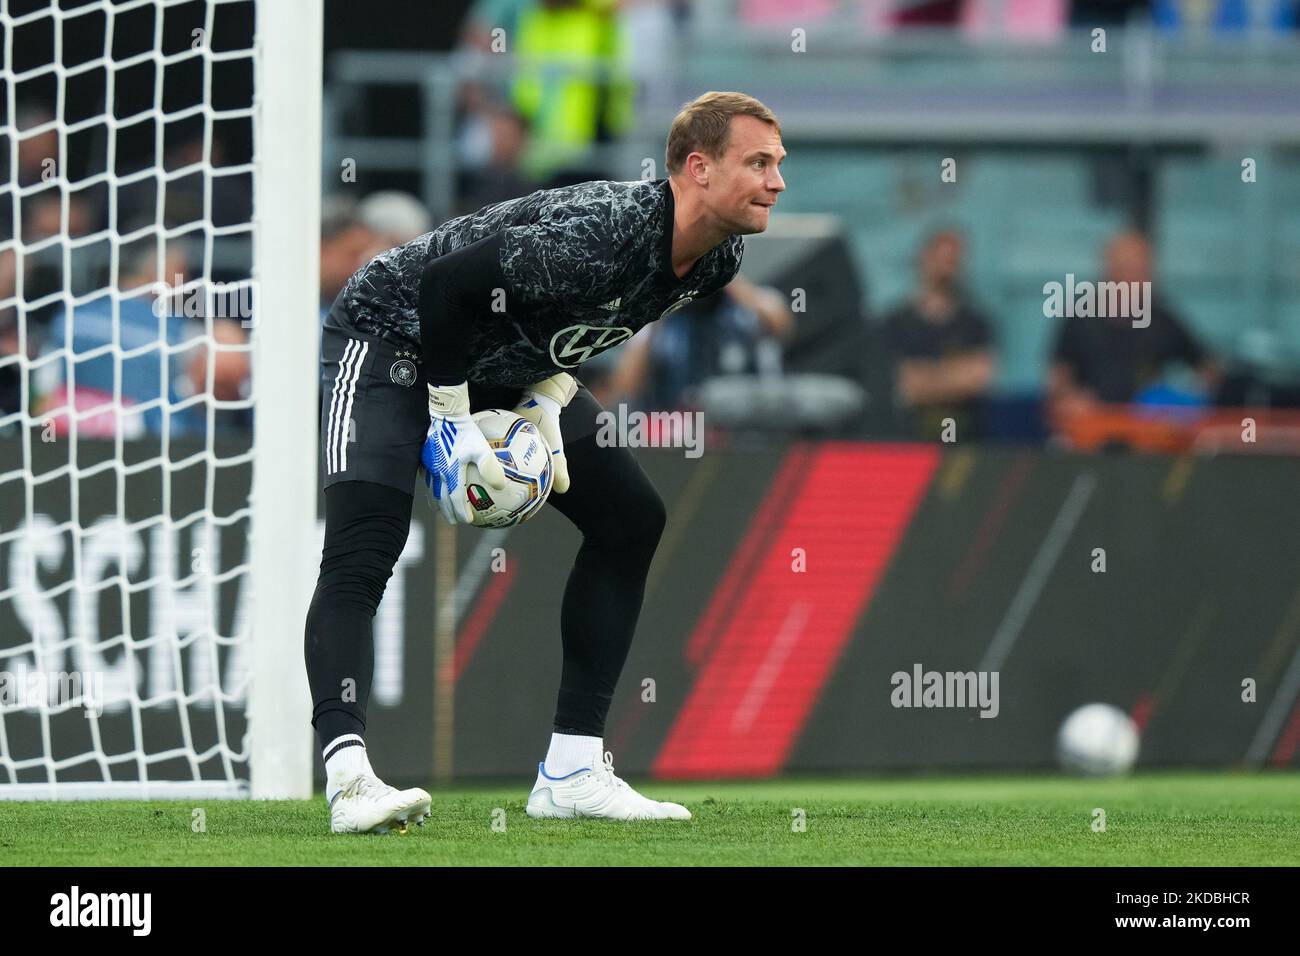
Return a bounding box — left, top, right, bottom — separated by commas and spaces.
0, 0, 320, 799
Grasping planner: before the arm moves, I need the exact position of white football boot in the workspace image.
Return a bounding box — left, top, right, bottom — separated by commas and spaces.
329, 772, 432, 834
526, 750, 691, 820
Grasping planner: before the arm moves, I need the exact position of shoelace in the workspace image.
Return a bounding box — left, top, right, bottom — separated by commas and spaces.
594, 750, 632, 793
342, 773, 394, 802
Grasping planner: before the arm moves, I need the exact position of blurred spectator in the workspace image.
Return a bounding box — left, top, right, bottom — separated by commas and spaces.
357, 191, 432, 248
510, 0, 635, 182
0, 246, 18, 417
1153, 0, 1297, 32
1, 106, 89, 415
1048, 230, 1221, 426
320, 196, 379, 316
20, 192, 99, 333
592, 276, 794, 409
739, 0, 1066, 37
619, 0, 679, 105
9, 106, 60, 189
117, 120, 252, 234
182, 314, 253, 433
454, 0, 542, 210
455, 0, 637, 196
460, 0, 534, 52
454, 103, 537, 215
883, 229, 995, 441
32, 242, 209, 439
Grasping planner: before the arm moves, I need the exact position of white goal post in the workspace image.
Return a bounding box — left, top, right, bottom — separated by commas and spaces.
0, 0, 320, 800
247, 0, 320, 801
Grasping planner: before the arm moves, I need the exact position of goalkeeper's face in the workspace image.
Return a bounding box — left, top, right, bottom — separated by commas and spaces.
711, 115, 786, 236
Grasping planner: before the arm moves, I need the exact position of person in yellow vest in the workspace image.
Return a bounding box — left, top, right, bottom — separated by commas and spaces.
511, 0, 635, 182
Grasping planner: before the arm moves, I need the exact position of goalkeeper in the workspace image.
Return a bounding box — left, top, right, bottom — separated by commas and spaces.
305, 92, 785, 833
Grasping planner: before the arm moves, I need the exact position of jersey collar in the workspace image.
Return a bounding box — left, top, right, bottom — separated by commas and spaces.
659, 177, 703, 287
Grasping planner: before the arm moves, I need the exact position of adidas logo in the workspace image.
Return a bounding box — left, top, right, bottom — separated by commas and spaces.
598, 297, 621, 311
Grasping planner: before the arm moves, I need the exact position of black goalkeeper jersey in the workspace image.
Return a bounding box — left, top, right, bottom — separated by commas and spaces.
334, 178, 745, 387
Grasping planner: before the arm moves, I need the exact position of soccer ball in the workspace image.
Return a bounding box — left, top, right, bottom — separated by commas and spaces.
461, 409, 554, 528
1056, 703, 1140, 777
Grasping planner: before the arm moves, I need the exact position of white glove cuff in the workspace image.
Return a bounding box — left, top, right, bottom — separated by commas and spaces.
427, 381, 470, 418
527, 372, 578, 408
528, 390, 563, 421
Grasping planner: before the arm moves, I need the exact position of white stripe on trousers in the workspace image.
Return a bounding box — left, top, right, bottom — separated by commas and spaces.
325, 339, 356, 475
327, 339, 363, 475
337, 340, 368, 472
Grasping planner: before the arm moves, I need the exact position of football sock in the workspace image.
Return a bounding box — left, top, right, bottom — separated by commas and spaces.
323, 734, 375, 805
545, 732, 603, 777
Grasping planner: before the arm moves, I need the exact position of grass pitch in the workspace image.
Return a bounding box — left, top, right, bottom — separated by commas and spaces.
4, 772, 1298, 866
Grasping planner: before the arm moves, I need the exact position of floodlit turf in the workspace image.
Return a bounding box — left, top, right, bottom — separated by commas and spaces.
3, 772, 1298, 866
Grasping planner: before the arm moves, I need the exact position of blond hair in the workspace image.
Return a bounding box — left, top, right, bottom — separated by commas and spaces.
665, 91, 781, 176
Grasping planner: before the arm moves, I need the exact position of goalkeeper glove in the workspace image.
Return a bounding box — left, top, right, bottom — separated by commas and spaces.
421, 381, 508, 525
513, 372, 578, 494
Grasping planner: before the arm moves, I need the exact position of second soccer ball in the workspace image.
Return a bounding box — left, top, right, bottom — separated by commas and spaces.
1056, 703, 1140, 777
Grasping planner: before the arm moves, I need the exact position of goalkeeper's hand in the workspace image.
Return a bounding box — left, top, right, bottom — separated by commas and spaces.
513, 372, 578, 494
421, 381, 507, 525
